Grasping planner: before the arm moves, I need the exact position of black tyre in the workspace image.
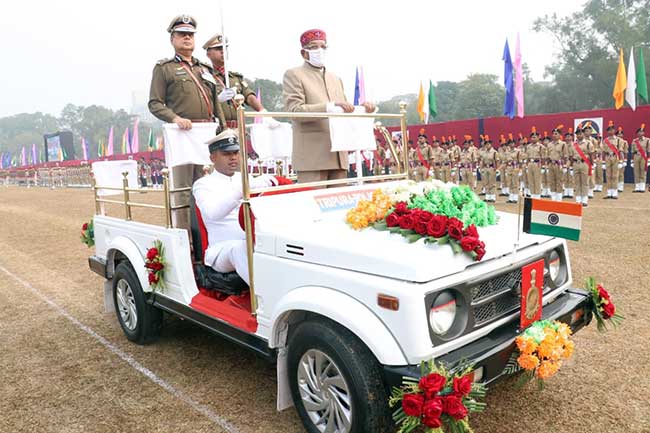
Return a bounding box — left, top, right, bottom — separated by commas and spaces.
287, 318, 392, 433
112, 262, 162, 344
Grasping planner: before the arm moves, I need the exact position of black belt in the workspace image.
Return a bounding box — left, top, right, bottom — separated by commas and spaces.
484, 164, 495, 168
529, 159, 541, 163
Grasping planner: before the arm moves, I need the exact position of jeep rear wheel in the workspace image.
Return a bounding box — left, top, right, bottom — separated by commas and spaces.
287, 319, 392, 433
112, 262, 162, 344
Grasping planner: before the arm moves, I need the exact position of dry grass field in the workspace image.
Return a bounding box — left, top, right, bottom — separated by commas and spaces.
0, 185, 649, 433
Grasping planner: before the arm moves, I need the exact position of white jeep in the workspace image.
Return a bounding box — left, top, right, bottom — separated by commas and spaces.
88, 111, 592, 433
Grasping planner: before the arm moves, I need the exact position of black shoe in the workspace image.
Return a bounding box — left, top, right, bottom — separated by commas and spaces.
612, 196, 619, 199
603, 196, 611, 199
582, 203, 588, 207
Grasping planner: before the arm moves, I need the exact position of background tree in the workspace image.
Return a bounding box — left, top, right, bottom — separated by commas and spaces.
533, 0, 650, 111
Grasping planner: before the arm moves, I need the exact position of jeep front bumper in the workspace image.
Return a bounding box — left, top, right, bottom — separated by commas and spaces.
382, 288, 593, 391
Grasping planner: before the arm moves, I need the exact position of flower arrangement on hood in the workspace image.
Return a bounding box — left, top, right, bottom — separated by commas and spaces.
80, 220, 94, 247
346, 181, 497, 261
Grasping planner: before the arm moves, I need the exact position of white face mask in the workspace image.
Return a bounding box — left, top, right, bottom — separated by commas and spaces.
305, 48, 326, 68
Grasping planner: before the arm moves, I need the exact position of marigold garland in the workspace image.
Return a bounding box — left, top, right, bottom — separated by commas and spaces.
514, 320, 574, 388
345, 189, 392, 229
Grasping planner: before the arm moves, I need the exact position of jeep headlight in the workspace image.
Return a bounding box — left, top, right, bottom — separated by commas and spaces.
429, 291, 457, 335
546, 249, 567, 287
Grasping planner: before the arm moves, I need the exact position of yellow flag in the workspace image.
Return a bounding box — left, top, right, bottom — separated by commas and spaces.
613, 48, 627, 109
417, 81, 425, 122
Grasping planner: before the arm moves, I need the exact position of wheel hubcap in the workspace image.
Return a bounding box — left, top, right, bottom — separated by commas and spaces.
297, 349, 352, 433
116, 279, 137, 331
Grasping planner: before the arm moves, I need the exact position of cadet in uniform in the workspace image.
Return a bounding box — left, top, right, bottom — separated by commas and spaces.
616, 127, 628, 192
497, 135, 508, 196
602, 121, 623, 199
478, 135, 499, 202
526, 127, 545, 199
563, 129, 575, 198
582, 122, 598, 197
448, 137, 461, 184
502, 135, 520, 203
632, 124, 650, 192
438, 139, 453, 183
568, 127, 593, 206
148, 15, 224, 229
373, 140, 387, 175
414, 131, 433, 181
541, 132, 551, 197
203, 33, 267, 127
547, 125, 567, 202
459, 136, 477, 190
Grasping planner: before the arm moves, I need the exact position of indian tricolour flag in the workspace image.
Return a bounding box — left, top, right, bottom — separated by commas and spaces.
523, 198, 583, 241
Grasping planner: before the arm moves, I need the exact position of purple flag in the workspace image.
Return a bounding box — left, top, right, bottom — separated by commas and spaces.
502, 39, 515, 119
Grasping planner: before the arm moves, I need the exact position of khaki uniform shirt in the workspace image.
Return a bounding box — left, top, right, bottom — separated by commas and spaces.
459, 146, 477, 166
547, 140, 567, 162
602, 136, 624, 158
502, 147, 519, 164
418, 144, 434, 166
148, 55, 224, 124
214, 70, 256, 121
479, 147, 498, 166
449, 144, 461, 163
631, 137, 650, 156
567, 139, 593, 163
526, 142, 546, 161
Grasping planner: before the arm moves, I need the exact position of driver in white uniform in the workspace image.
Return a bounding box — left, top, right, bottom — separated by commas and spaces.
193, 129, 277, 284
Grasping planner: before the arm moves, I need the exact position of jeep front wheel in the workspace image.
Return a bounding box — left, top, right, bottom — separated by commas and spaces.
287, 318, 392, 433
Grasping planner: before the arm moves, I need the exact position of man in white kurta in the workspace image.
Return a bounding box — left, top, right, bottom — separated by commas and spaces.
193, 129, 276, 284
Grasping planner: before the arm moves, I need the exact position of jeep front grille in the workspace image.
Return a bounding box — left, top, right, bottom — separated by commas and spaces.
470, 269, 523, 327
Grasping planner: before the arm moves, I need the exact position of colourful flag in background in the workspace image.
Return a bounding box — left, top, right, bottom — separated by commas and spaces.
626, 47, 637, 111
428, 80, 437, 119
21, 146, 26, 166
502, 39, 515, 119
613, 48, 627, 109
638, 48, 648, 103
81, 137, 88, 160
148, 128, 155, 150
353, 66, 366, 105
57, 146, 63, 162
514, 33, 524, 118
107, 126, 114, 156
131, 117, 139, 153
121, 127, 129, 154
417, 81, 425, 122
32, 143, 37, 164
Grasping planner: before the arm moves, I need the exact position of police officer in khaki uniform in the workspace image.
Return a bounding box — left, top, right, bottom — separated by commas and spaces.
479, 135, 499, 202
448, 137, 461, 184
459, 136, 477, 190
497, 135, 508, 196
602, 121, 624, 199
203, 33, 267, 128
502, 135, 520, 203
438, 140, 453, 183
616, 127, 628, 192
563, 129, 575, 198
568, 127, 594, 206
373, 140, 386, 175
632, 124, 650, 192
582, 123, 598, 197
526, 127, 545, 199
541, 132, 551, 197
148, 15, 225, 230
547, 125, 567, 202
414, 131, 433, 181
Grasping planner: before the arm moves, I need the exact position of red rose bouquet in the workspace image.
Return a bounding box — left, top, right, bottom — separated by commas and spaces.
389, 360, 486, 433
80, 220, 94, 247
144, 239, 166, 291
586, 277, 624, 332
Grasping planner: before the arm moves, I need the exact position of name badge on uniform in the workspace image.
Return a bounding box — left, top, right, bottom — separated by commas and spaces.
175, 70, 188, 76
201, 69, 216, 85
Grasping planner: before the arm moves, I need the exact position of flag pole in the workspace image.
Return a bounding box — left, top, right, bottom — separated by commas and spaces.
219, 0, 230, 89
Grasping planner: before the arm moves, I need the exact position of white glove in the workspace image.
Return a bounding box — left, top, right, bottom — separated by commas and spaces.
263, 116, 281, 129
218, 88, 237, 102
569, 169, 574, 175
618, 162, 623, 169
601, 163, 606, 169
562, 168, 567, 174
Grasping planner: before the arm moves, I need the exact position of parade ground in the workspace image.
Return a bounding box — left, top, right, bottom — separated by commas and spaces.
0, 185, 649, 433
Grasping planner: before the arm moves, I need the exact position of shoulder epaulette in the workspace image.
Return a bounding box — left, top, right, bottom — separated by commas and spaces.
199, 61, 213, 70
156, 58, 173, 65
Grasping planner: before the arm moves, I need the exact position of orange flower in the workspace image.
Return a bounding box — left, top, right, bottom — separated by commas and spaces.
536, 360, 561, 379
516, 336, 538, 355
517, 353, 540, 371
562, 340, 575, 359
347, 189, 391, 229
556, 323, 572, 341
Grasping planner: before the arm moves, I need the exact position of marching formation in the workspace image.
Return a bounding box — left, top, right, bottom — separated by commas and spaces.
365, 122, 650, 207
